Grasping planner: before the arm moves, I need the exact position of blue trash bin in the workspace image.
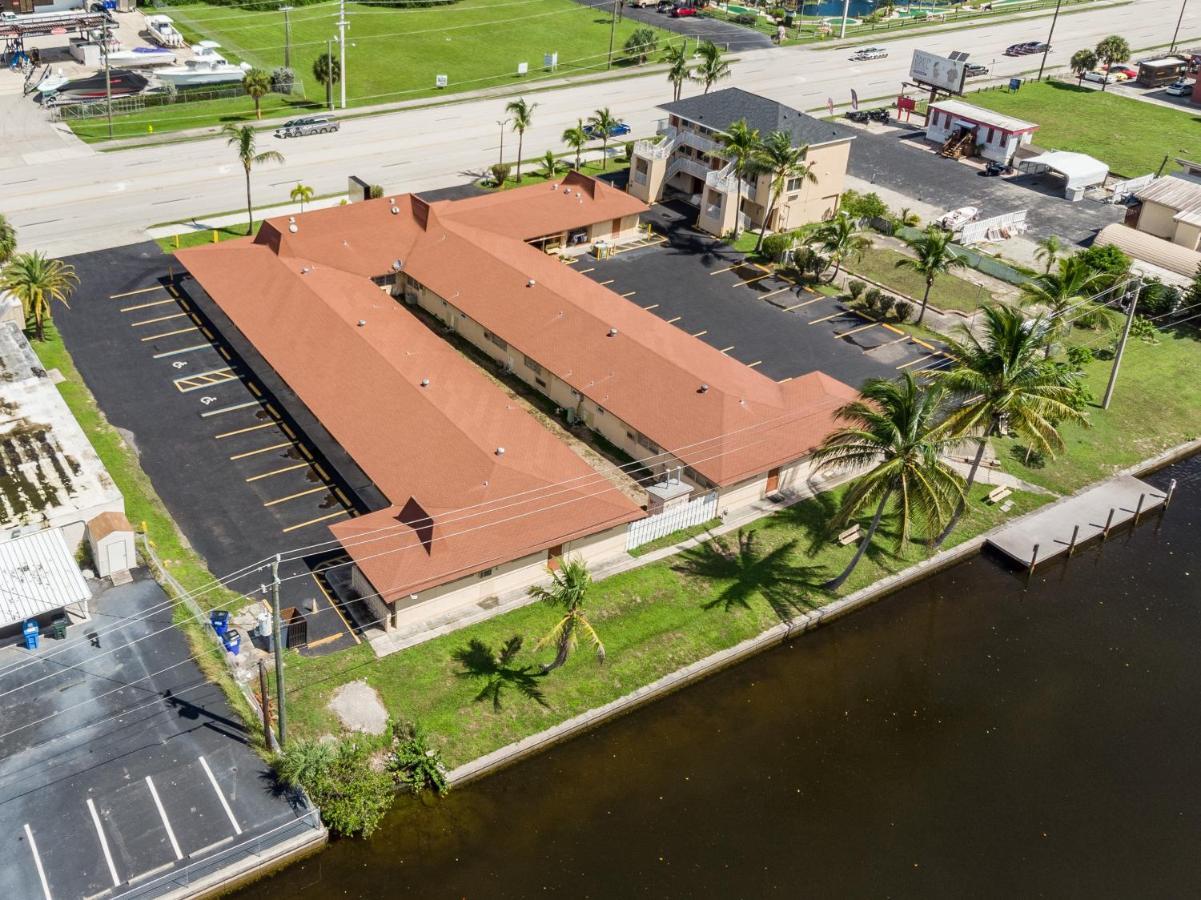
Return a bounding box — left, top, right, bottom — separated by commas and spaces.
223, 629, 241, 656
23, 619, 39, 651
210, 610, 230, 637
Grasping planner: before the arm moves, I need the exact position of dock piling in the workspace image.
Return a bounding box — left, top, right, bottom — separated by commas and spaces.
1134, 493, 1146, 525
1068, 524, 1080, 557
1166, 478, 1178, 508
1103, 507, 1115, 540
1028, 543, 1040, 576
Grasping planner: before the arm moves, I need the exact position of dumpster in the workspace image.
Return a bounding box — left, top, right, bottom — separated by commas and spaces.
50, 616, 68, 640
210, 610, 230, 636
223, 628, 242, 655
23, 619, 39, 651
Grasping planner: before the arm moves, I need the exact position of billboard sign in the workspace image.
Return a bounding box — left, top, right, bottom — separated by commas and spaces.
909, 50, 967, 94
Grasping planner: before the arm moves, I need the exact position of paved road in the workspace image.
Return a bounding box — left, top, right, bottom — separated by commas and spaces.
574, 0, 776, 51
0, 0, 1196, 257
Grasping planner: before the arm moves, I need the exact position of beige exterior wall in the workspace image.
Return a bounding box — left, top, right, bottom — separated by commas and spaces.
777, 140, 850, 230
1136, 200, 1178, 241
1173, 219, 1201, 250
628, 154, 663, 203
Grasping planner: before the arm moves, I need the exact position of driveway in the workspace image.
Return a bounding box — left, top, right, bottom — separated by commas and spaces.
573, 0, 774, 52
0, 577, 321, 899
55, 243, 367, 656
847, 125, 1125, 245
578, 199, 945, 389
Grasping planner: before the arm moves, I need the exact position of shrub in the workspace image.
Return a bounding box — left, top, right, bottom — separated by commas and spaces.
389, 721, 449, 796
274, 737, 396, 838
622, 27, 660, 64
893, 299, 913, 322
839, 189, 889, 221
270, 67, 295, 94
1066, 344, 1093, 369
623, 140, 635, 161
761, 232, 794, 262
877, 294, 896, 318
368, 184, 384, 199
733, 13, 758, 24
1130, 315, 1160, 344
1076, 244, 1131, 288
1142, 278, 1183, 318
847, 279, 867, 301
489, 163, 511, 186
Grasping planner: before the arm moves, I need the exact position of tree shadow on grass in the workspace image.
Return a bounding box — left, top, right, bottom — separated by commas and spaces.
452, 636, 547, 712
673, 528, 824, 623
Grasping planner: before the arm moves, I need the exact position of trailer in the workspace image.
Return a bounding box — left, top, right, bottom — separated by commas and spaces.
0, 10, 106, 40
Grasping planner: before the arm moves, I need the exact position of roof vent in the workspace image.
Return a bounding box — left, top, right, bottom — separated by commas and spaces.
392, 259, 404, 272
527, 278, 536, 287
390, 206, 400, 215
357, 319, 367, 327
698, 383, 709, 394
551, 183, 558, 190
288, 216, 296, 223
300, 266, 311, 274
608, 327, 618, 337
420, 378, 430, 387
495, 447, 505, 456
288, 223, 298, 233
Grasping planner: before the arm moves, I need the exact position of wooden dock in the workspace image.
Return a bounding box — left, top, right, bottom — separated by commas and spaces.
987, 474, 1170, 569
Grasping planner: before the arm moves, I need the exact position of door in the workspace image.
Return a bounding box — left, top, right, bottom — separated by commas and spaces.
106, 539, 130, 575
765, 468, 780, 494
547, 544, 564, 571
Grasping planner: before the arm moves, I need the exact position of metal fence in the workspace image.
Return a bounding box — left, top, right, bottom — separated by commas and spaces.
51, 79, 306, 122
892, 224, 1033, 286
626, 491, 718, 551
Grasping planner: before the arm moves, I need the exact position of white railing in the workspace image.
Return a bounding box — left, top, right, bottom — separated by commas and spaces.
1108, 173, 1156, 203
666, 155, 712, 182
626, 491, 718, 551
959, 209, 1028, 245
676, 127, 722, 156
633, 126, 679, 161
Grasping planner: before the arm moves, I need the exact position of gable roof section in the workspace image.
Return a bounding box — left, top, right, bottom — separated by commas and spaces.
659, 87, 855, 147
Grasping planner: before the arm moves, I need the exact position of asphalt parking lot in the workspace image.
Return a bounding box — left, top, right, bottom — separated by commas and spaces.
847, 126, 1125, 245
577, 199, 946, 388
573, 0, 774, 51
0, 577, 319, 899
56, 243, 366, 655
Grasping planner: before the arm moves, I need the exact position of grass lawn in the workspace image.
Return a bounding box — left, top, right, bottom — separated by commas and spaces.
486, 158, 630, 191
276, 482, 1048, 769
156, 220, 259, 252
845, 246, 992, 314
70, 93, 319, 143
996, 327, 1201, 492
965, 80, 1201, 178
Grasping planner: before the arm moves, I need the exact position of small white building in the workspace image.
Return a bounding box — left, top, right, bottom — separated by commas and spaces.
0, 526, 91, 642
925, 100, 1039, 164
86, 511, 135, 578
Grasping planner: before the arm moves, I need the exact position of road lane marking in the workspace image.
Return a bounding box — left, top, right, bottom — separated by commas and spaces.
230, 441, 291, 461
245, 462, 308, 482
201, 400, 259, 418
760, 286, 791, 299
120, 298, 176, 312
152, 343, 211, 359
131, 311, 189, 327
87, 798, 120, 887
215, 421, 275, 440
642, 303, 659, 311
836, 321, 879, 337
598, 278, 615, 286
746, 360, 763, 368
264, 486, 326, 507
738, 273, 771, 285
665, 316, 681, 324
897, 353, 938, 369
140, 326, 199, 342
282, 509, 350, 533
305, 633, 344, 649
198, 755, 242, 835
784, 296, 825, 312
777, 376, 793, 383
710, 265, 735, 275
110, 285, 164, 299
866, 335, 910, 352
145, 776, 183, 860
578, 267, 595, 274
691, 329, 707, 337
809, 311, 844, 325
189, 836, 234, 860
175, 368, 237, 392
23, 824, 51, 900
719, 345, 734, 353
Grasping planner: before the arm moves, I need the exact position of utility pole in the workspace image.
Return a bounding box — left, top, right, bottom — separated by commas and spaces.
258, 659, 273, 748
1102, 277, 1141, 410
326, 37, 334, 111
607, 0, 618, 70
102, 16, 113, 140
280, 5, 293, 71
1170, 0, 1188, 53
269, 553, 287, 747
839, 0, 851, 39
1036, 0, 1062, 81
337, 0, 348, 110
497, 117, 508, 167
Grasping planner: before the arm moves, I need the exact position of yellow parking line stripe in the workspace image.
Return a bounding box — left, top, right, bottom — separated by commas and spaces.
215, 421, 275, 440
598, 279, 615, 286
311, 572, 361, 645
719, 345, 734, 353
120, 298, 176, 313
201, 327, 214, 340
739, 273, 771, 285
666, 316, 682, 324
245, 463, 307, 482
334, 487, 350, 506
248, 383, 262, 397
643, 303, 659, 311
710, 265, 736, 275
140, 327, 199, 342
897, 353, 938, 369
746, 360, 763, 368
132, 312, 189, 327
776, 274, 796, 284
882, 323, 905, 335
280, 423, 296, 439
784, 296, 826, 312
691, 329, 707, 338
305, 633, 344, 649
810, 312, 844, 325
913, 338, 936, 351
836, 321, 880, 338
264, 486, 326, 507
621, 290, 637, 298
313, 462, 329, 480
218, 347, 232, 361
110, 285, 164, 299
753, 262, 773, 273
299, 445, 313, 460
264, 403, 279, 418
229, 441, 292, 461
282, 509, 349, 534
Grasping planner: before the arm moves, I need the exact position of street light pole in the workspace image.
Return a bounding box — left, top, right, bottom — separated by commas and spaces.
280, 5, 293, 71
1102, 277, 1141, 410
1036, 0, 1062, 81
497, 117, 508, 167
1170, 0, 1188, 53
270, 553, 287, 747
839, 0, 851, 39
337, 0, 348, 110
102, 16, 113, 139
607, 0, 618, 70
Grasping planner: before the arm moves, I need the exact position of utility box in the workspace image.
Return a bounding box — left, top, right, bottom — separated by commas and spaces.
86, 511, 135, 579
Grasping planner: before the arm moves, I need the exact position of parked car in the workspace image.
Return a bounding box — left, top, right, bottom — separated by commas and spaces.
1082, 70, 1119, 85
629, 0, 655, 6
1004, 41, 1045, 56
1165, 79, 1194, 96
1106, 64, 1138, 78
583, 120, 632, 139
656, 0, 674, 10
850, 47, 887, 61
275, 114, 338, 138
984, 161, 1012, 177
670, 3, 698, 16
965, 63, 989, 77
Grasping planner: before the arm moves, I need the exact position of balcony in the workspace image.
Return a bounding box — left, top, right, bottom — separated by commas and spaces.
632, 126, 679, 161
676, 127, 723, 156
666, 155, 713, 183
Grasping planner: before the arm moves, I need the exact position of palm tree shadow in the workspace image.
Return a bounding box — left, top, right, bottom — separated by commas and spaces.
674, 529, 824, 623
452, 636, 548, 712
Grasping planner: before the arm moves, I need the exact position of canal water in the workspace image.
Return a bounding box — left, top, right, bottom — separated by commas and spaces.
237, 457, 1201, 898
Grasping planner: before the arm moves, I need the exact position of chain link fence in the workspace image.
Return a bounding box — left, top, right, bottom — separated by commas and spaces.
50, 78, 306, 122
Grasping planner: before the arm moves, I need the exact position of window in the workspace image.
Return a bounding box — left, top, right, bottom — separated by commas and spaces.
484, 330, 507, 350
478, 568, 494, 579
524, 354, 543, 375
635, 158, 648, 175
570, 388, 581, 400
595, 406, 605, 416
627, 431, 636, 442
987, 127, 995, 143
786, 176, 805, 192
535, 377, 547, 389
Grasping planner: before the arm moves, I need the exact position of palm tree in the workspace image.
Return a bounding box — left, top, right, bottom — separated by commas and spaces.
663, 42, 690, 102
1034, 234, 1062, 274
242, 67, 272, 120
1094, 35, 1130, 92
623, 27, 659, 64
810, 374, 964, 590
588, 107, 619, 171
505, 97, 536, 181
1070, 48, 1099, 84
0, 213, 15, 265
752, 131, 814, 253
312, 51, 340, 111
930, 304, 1087, 543
530, 557, 604, 672
716, 119, 760, 239
222, 123, 285, 236
1019, 255, 1103, 354
693, 41, 731, 94
809, 212, 870, 282
561, 119, 589, 170
893, 226, 966, 325
290, 182, 315, 212
536, 150, 567, 180
0, 251, 78, 342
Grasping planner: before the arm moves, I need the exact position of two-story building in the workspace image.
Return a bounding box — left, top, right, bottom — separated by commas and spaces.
628, 87, 855, 237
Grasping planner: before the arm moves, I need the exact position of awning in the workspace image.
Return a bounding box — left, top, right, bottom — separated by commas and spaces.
0, 528, 90, 629
1095, 222, 1201, 285
1019, 151, 1109, 191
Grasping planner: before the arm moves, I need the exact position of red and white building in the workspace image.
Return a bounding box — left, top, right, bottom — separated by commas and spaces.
924, 99, 1039, 165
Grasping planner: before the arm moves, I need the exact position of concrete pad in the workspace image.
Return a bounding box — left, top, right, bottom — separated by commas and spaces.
328, 680, 388, 735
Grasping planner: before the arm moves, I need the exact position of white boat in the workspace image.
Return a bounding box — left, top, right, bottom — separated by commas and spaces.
34, 68, 69, 97
144, 14, 185, 49
106, 46, 177, 68
155, 44, 251, 87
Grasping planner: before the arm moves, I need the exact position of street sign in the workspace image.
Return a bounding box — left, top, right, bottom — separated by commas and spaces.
1009, 77, 1022, 91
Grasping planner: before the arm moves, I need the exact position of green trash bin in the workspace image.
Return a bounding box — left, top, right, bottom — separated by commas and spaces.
50, 617, 68, 640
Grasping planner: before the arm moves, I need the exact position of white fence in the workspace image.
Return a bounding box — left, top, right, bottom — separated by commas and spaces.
959, 209, 1028, 246
626, 491, 718, 552
1108, 173, 1156, 204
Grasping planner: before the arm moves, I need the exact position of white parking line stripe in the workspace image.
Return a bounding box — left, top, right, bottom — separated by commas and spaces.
145, 776, 183, 860
87, 798, 120, 887
23, 824, 52, 900
198, 756, 242, 835
152, 343, 211, 359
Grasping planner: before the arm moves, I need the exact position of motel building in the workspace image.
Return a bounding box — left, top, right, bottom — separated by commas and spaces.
178, 172, 855, 653
924, 99, 1038, 165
